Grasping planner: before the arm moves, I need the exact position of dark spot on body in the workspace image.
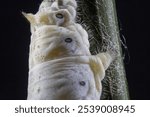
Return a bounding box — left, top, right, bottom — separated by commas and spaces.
56, 13, 63, 19
65, 38, 72, 43
79, 81, 86, 86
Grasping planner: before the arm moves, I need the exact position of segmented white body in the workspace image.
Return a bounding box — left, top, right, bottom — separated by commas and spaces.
24, 0, 113, 100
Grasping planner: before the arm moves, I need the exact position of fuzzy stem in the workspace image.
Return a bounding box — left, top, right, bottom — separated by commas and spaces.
76, 0, 129, 99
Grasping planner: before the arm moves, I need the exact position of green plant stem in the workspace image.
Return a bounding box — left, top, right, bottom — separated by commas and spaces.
76, 0, 129, 99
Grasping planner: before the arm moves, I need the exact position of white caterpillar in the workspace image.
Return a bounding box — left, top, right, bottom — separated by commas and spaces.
23, 0, 113, 100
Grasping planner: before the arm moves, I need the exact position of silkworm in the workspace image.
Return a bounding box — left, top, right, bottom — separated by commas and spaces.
23, 0, 113, 100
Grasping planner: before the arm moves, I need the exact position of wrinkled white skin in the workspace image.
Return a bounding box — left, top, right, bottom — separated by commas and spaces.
24, 0, 113, 100
39, 0, 77, 19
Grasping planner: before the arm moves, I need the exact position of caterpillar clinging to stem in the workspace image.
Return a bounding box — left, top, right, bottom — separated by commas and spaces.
23, 0, 114, 100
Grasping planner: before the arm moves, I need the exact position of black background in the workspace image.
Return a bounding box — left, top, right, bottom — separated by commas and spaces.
0, 0, 149, 100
